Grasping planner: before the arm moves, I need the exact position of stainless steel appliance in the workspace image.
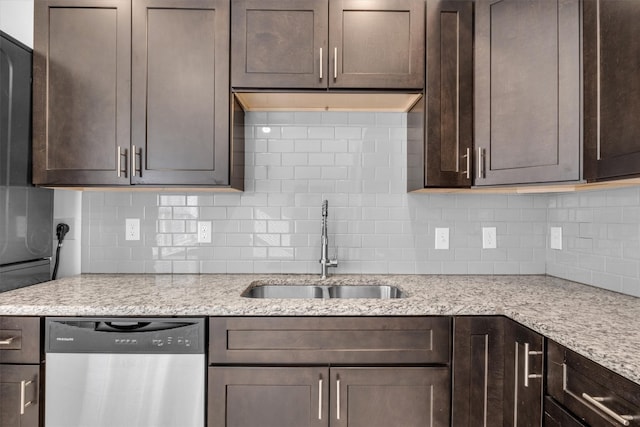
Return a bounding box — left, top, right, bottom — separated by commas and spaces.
45, 317, 205, 427
1, 31, 53, 291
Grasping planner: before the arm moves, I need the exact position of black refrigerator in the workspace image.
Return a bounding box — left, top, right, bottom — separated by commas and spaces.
0, 31, 53, 291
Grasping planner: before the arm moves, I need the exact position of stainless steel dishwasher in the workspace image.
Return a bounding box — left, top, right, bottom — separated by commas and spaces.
45, 317, 205, 427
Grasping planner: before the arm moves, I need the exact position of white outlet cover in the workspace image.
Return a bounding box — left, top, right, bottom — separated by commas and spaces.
550, 227, 562, 250
198, 221, 212, 243
482, 227, 497, 249
435, 228, 449, 250
125, 218, 140, 241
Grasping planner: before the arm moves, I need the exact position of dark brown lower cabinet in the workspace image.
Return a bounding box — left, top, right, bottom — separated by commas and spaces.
547, 339, 640, 427
504, 319, 544, 427
208, 366, 450, 427
452, 316, 544, 427
452, 316, 505, 426
0, 365, 40, 427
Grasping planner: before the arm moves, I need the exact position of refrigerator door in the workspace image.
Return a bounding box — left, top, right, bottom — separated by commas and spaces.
1, 31, 54, 282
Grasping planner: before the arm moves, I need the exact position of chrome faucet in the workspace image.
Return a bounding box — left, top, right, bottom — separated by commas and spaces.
319, 200, 338, 279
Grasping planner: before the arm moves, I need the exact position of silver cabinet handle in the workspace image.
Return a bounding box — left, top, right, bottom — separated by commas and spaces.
336, 377, 341, 420
318, 377, 323, 420
334, 47, 338, 80
477, 147, 484, 179
20, 380, 33, 415
461, 148, 470, 179
582, 393, 633, 426
117, 146, 122, 177
319, 48, 323, 80
523, 342, 543, 387
131, 145, 136, 177
117, 146, 128, 178
0, 336, 16, 345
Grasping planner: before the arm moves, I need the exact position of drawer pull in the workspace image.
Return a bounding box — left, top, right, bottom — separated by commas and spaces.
20, 380, 34, 415
581, 393, 634, 426
318, 377, 323, 420
0, 336, 16, 345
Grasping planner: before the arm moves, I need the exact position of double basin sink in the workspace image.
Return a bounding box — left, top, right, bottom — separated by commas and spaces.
243, 284, 404, 299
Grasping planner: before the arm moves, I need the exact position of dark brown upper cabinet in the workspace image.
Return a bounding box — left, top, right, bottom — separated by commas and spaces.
474, 0, 581, 186
33, 0, 242, 188
33, 0, 131, 186
407, 0, 473, 190
131, 0, 232, 186
231, 0, 425, 90
584, 0, 640, 182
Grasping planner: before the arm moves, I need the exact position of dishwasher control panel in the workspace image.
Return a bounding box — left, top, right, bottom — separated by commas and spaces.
45, 317, 205, 354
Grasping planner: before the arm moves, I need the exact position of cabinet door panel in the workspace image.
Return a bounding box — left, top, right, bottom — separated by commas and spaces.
452, 316, 504, 426
329, 0, 424, 89
231, 0, 328, 88
584, 0, 640, 180
424, 0, 473, 187
475, 0, 580, 185
0, 365, 39, 427
332, 367, 450, 427
132, 0, 230, 185
504, 320, 544, 426
208, 367, 328, 427
33, 0, 131, 185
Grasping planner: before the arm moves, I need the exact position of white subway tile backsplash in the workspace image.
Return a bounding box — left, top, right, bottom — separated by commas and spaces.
78, 112, 640, 297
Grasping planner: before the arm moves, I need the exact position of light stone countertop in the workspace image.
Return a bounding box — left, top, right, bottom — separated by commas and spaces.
0, 274, 638, 385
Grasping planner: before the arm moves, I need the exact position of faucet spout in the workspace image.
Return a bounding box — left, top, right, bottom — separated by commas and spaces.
319, 200, 338, 279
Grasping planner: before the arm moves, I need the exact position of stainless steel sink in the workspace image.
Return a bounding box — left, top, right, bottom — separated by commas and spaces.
243, 284, 404, 299
244, 285, 324, 299
327, 285, 403, 299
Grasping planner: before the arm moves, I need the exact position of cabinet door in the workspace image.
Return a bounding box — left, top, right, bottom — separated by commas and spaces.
208, 367, 328, 427
451, 316, 504, 426
424, 0, 473, 188
584, 0, 640, 181
132, 0, 230, 185
33, 0, 131, 186
504, 320, 544, 426
231, 0, 328, 89
474, 0, 580, 186
331, 367, 450, 427
329, 0, 424, 89
0, 365, 39, 427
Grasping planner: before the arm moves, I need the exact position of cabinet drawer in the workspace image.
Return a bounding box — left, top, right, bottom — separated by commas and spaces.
547, 340, 640, 427
544, 397, 586, 427
0, 317, 41, 364
209, 317, 450, 365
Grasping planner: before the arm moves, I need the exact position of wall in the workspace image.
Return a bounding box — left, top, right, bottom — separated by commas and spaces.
0, 0, 33, 47
81, 112, 548, 275
547, 187, 640, 297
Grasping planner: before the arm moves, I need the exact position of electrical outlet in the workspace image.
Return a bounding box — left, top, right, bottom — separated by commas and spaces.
435, 228, 449, 250
550, 227, 562, 250
482, 227, 497, 249
125, 218, 140, 241
198, 221, 212, 243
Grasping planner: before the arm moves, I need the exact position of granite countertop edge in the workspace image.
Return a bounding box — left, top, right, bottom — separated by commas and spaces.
0, 273, 638, 385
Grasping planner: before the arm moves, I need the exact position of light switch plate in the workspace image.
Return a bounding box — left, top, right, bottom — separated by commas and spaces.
482, 227, 497, 249
125, 218, 140, 241
198, 221, 212, 243
550, 227, 562, 250
435, 228, 449, 250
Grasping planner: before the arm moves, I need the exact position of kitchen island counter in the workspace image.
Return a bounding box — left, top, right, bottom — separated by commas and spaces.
0, 273, 638, 385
